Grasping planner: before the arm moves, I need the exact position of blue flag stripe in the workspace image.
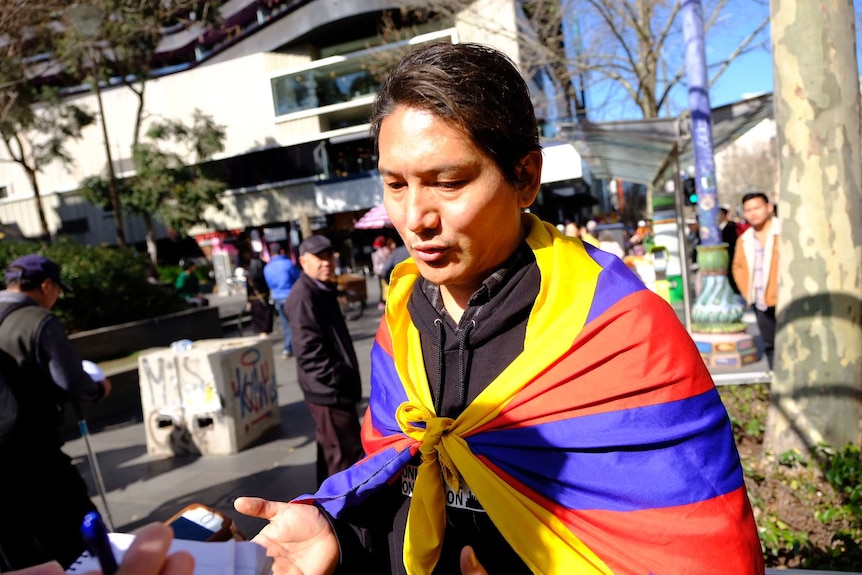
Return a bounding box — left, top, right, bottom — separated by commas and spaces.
466, 388, 743, 512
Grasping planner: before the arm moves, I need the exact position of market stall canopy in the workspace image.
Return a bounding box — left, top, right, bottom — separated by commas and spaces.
557, 93, 773, 186
354, 203, 392, 229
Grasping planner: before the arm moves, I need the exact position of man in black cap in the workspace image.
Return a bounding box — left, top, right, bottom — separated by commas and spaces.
285, 235, 363, 486
0, 254, 112, 570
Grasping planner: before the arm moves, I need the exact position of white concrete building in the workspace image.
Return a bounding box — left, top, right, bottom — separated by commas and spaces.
0, 0, 584, 254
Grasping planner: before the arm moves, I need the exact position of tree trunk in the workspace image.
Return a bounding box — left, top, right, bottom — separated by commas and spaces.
24, 164, 51, 244
766, 0, 862, 454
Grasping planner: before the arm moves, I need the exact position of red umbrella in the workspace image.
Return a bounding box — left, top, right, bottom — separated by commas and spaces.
354, 204, 392, 229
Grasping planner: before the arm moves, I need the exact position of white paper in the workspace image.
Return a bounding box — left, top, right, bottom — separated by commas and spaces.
66, 532, 272, 575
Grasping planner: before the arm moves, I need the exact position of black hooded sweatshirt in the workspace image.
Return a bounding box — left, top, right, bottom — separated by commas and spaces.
332, 242, 540, 574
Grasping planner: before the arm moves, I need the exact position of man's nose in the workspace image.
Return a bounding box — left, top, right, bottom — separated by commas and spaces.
403, 187, 438, 233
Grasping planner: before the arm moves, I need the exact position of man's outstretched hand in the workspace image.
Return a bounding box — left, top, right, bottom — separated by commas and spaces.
236, 497, 490, 575
234, 497, 339, 575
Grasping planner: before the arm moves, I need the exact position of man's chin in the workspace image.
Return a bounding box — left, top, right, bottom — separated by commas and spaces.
415, 264, 456, 286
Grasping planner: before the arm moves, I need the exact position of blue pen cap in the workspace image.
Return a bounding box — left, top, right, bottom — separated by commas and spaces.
81, 511, 119, 575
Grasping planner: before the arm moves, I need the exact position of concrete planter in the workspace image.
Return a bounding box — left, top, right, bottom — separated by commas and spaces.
63, 306, 222, 435
70, 306, 221, 362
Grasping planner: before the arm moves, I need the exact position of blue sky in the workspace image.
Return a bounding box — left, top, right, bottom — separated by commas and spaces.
708, 40, 773, 108
578, 0, 776, 121
704, 0, 774, 108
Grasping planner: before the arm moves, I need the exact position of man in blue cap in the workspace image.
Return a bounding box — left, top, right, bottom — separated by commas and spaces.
0, 254, 112, 571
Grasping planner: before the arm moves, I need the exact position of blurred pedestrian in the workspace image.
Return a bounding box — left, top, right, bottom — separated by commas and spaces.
371, 235, 392, 310
263, 243, 301, 359
285, 235, 363, 486
719, 206, 741, 295
732, 191, 779, 369
245, 252, 274, 337
175, 261, 208, 307
597, 230, 625, 259
381, 241, 410, 283
0, 254, 112, 570
581, 219, 599, 246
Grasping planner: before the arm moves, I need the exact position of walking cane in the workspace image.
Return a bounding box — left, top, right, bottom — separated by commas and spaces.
79, 361, 115, 531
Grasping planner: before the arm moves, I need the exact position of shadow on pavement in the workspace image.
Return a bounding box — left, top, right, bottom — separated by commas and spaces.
117, 462, 318, 537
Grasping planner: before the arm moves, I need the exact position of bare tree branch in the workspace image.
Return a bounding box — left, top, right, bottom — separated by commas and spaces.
709, 15, 769, 88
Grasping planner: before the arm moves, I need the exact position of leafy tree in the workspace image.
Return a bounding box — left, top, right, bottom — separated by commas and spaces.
133, 110, 227, 238
58, 0, 220, 139
56, 0, 221, 248
80, 109, 227, 265
0, 3, 94, 242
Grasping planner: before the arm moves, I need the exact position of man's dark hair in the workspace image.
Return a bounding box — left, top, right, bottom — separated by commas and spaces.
741, 191, 770, 205
719, 207, 729, 216
370, 42, 541, 186
182, 260, 196, 271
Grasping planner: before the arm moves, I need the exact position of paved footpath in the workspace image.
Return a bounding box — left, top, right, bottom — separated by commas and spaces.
65, 291, 383, 539
64, 281, 770, 540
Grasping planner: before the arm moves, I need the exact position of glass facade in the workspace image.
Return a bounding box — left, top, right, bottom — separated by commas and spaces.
271, 59, 378, 116
270, 30, 456, 119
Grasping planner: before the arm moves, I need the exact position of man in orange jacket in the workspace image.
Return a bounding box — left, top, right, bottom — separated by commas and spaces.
732, 192, 779, 369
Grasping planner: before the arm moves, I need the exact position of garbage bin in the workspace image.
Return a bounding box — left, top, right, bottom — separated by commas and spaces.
137, 338, 280, 457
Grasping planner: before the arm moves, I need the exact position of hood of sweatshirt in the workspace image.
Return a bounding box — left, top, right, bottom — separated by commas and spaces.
406, 242, 540, 417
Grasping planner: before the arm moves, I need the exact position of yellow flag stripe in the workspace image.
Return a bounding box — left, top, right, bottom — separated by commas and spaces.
386, 215, 612, 574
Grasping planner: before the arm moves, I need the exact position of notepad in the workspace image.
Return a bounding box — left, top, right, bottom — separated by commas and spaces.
66, 532, 273, 575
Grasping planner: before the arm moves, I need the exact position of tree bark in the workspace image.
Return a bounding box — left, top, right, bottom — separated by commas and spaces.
3, 134, 51, 243
767, 0, 862, 454
25, 164, 51, 244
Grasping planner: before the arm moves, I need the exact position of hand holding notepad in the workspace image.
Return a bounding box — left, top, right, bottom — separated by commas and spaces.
66, 531, 273, 575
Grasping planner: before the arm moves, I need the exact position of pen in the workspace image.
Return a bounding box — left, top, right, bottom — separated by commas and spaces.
81, 510, 119, 575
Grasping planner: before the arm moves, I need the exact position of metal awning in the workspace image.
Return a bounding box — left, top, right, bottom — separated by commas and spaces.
555, 93, 774, 334
557, 93, 774, 187
540, 143, 583, 183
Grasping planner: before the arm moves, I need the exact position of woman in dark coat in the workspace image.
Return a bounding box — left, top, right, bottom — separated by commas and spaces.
246, 253, 274, 336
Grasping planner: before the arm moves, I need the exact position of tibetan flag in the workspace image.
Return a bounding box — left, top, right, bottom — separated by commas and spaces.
295, 214, 764, 575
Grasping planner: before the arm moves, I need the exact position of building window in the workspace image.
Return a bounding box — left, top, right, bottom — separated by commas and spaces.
271, 29, 456, 119
271, 60, 379, 116
58, 217, 89, 235
0, 185, 8, 199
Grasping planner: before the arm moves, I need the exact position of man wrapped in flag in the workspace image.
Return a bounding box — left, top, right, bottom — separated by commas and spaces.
235, 42, 765, 575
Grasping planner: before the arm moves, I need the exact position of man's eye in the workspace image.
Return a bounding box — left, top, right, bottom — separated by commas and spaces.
438, 181, 463, 190
385, 181, 406, 190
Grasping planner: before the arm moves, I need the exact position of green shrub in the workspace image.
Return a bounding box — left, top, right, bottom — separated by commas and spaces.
159, 264, 183, 285
0, 238, 187, 333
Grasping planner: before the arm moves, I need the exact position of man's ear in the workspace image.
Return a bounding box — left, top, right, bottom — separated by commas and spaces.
514, 150, 542, 208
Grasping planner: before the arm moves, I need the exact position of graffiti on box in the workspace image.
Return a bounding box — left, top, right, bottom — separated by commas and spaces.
139, 355, 221, 413
230, 348, 278, 426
